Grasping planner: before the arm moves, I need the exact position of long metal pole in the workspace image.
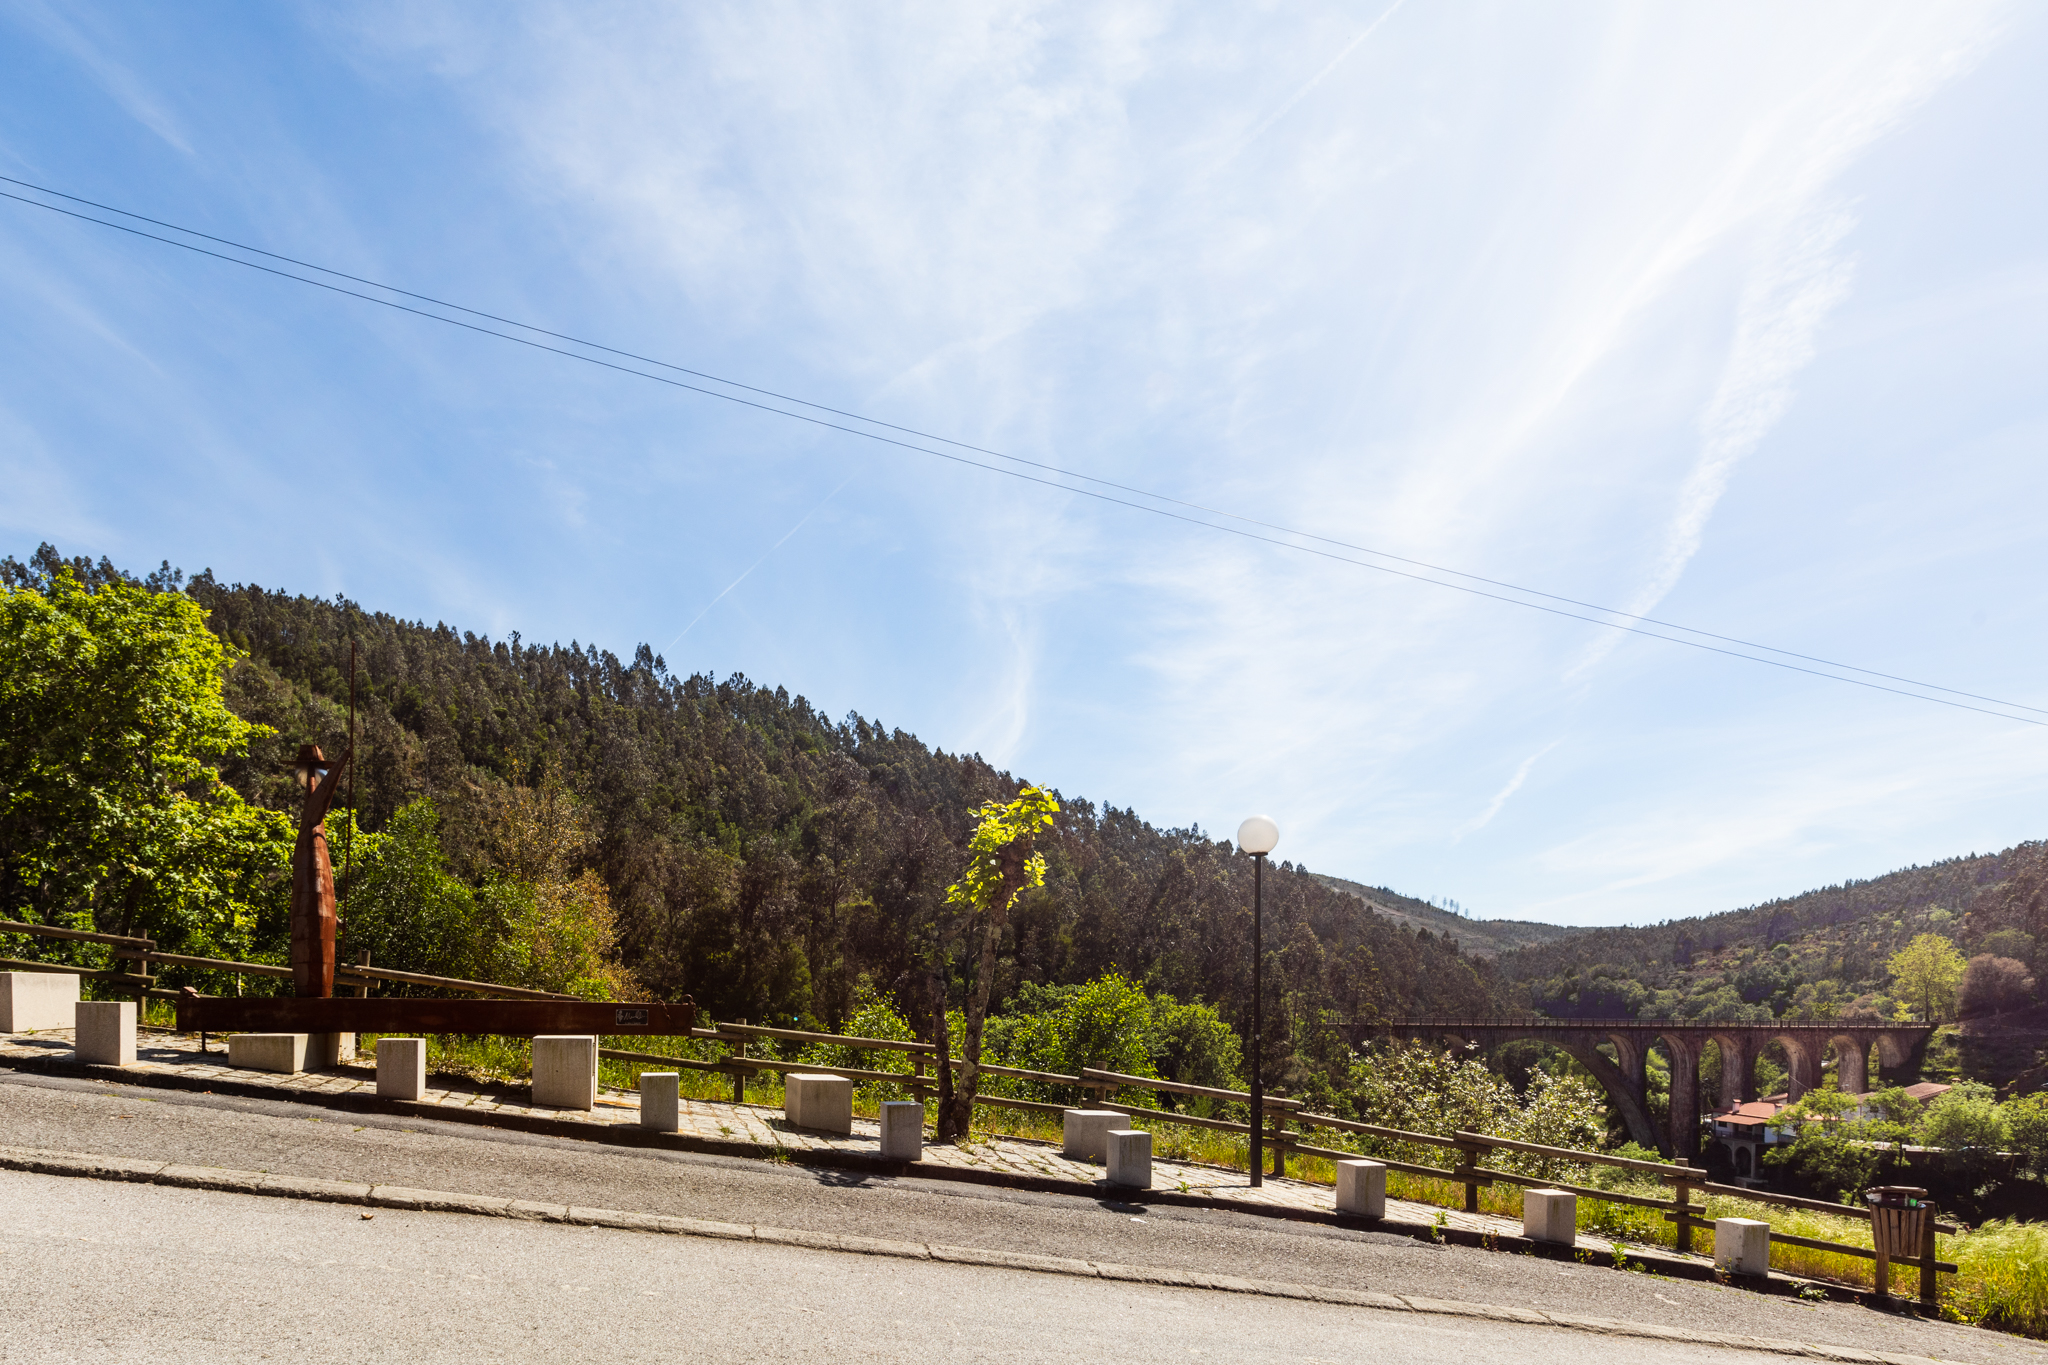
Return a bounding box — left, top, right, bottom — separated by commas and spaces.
1250, 851, 1264, 1188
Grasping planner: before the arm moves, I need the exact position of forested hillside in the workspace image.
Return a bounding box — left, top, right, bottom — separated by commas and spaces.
0, 544, 1501, 1095
1501, 849, 2045, 1022
1312, 874, 1586, 958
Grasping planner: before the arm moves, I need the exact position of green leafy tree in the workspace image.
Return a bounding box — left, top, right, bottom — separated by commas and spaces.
1888, 933, 1967, 1023
930, 784, 1059, 1141
1763, 1129, 1886, 1203
2001, 1093, 2048, 1175
0, 568, 290, 960
1919, 1082, 2008, 1152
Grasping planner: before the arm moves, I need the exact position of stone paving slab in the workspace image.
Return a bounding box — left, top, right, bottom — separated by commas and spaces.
0, 1027, 1703, 1269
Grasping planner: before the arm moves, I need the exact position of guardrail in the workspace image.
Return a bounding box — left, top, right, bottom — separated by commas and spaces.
0, 921, 577, 1001
600, 1018, 1960, 1296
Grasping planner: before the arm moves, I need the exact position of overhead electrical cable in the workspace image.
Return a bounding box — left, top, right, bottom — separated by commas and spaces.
4, 175, 2043, 729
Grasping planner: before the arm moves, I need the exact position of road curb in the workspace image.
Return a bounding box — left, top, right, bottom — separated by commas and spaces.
0, 1143, 1943, 1365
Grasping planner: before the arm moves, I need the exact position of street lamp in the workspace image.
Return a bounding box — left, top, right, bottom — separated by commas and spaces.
1236, 815, 1279, 1187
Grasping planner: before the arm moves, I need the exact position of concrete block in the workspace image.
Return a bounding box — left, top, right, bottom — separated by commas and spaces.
1523, 1187, 1577, 1245
1335, 1159, 1386, 1218
1, 972, 80, 1032
1062, 1109, 1127, 1161
639, 1071, 680, 1131
230, 1033, 307, 1074
1714, 1217, 1771, 1276
1106, 1129, 1152, 1188
784, 1073, 854, 1134
531, 1035, 598, 1110
376, 1037, 427, 1100
306, 1032, 356, 1069
74, 1000, 136, 1065
879, 1101, 924, 1160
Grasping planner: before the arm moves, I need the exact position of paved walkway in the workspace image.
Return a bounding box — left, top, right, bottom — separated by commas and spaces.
0, 1027, 1705, 1269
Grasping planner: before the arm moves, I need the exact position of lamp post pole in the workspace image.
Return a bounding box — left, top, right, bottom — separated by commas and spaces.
1236, 815, 1279, 1190
1250, 848, 1266, 1188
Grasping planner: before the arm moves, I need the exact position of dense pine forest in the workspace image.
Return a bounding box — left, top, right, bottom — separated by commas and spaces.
0, 544, 1499, 1100
1499, 848, 2045, 1024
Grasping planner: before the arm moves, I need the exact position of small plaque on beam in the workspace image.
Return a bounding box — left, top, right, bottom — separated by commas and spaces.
615, 1008, 649, 1026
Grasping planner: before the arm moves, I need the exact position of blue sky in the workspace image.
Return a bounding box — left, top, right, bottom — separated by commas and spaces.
4, 3, 2045, 927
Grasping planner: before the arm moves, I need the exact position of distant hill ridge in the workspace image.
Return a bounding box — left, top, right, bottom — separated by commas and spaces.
1310, 874, 1586, 960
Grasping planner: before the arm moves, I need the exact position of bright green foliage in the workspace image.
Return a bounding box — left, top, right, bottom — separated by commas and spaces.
974, 974, 1241, 1104
1919, 1081, 2009, 1151
0, 568, 290, 958
943, 784, 1059, 917
340, 798, 621, 999
1763, 1129, 1888, 1202
2003, 1093, 2048, 1173
1889, 932, 1967, 1022
1345, 1043, 1606, 1178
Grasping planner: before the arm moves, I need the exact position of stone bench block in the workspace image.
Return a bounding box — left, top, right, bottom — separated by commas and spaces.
1062, 1109, 1127, 1161
640, 1071, 680, 1131
1, 971, 80, 1032
307, 1032, 356, 1069
1335, 1159, 1386, 1218
376, 1037, 427, 1100
879, 1101, 924, 1160
230, 1033, 308, 1074
785, 1073, 853, 1134
75, 1000, 136, 1065
1523, 1187, 1577, 1245
532, 1035, 599, 1110
1106, 1129, 1152, 1188
1714, 1217, 1771, 1275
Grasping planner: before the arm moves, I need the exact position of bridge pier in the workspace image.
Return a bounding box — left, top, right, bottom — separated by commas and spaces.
1664, 1035, 1701, 1160
1831, 1035, 1869, 1095
1711, 1032, 1758, 1111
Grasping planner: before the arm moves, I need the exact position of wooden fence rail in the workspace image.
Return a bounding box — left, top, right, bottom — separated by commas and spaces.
0, 932, 1964, 1293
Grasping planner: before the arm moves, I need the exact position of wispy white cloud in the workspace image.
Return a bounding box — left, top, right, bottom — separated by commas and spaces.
1458, 742, 1559, 840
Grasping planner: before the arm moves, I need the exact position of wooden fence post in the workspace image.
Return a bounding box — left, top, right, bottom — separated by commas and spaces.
1671, 1158, 1697, 1255
1920, 1209, 1938, 1309
1453, 1137, 1482, 1213
730, 1023, 748, 1104
1268, 1106, 1288, 1179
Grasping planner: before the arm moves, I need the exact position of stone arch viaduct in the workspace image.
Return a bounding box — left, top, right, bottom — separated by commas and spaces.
1369, 1018, 1936, 1159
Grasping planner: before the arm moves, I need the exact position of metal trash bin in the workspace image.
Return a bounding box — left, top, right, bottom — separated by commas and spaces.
1864, 1185, 1934, 1305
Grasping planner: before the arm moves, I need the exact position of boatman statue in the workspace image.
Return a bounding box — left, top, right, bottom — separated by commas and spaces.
290, 743, 350, 998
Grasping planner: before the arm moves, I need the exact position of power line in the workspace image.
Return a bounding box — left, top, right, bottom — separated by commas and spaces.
4, 175, 2044, 728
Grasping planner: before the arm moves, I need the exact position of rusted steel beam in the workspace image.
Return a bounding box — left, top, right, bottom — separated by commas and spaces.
174, 995, 694, 1036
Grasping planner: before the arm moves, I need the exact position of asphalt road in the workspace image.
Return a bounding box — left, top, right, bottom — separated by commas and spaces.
2, 1071, 2039, 1364
5, 1169, 1804, 1365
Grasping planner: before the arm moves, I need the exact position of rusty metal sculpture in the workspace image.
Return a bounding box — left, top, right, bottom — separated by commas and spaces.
289, 744, 348, 999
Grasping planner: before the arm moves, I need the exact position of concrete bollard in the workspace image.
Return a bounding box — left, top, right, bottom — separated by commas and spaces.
306, 1033, 357, 1069
1335, 1159, 1387, 1218
74, 1000, 136, 1066
230, 1033, 308, 1074
1, 972, 80, 1032
531, 1035, 599, 1110
376, 1037, 427, 1100
1714, 1217, 1771, 1276
640, 1071, 681, 1131
1523, 1188, 1577, 1245
879, 1101, 924, 1161
1106, 1129, 1152, 1188
784, 1074, 854, 1135
1062, 1109, 1127, 1162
